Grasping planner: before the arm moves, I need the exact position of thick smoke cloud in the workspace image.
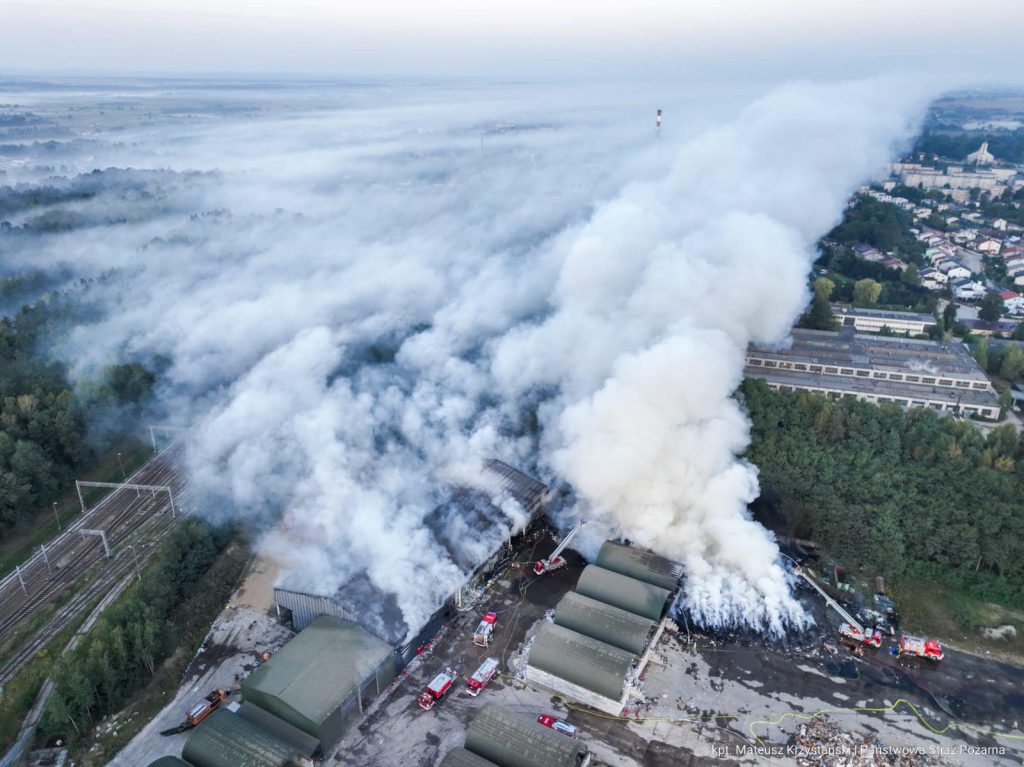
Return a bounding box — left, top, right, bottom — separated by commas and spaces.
0, 79, 925, 638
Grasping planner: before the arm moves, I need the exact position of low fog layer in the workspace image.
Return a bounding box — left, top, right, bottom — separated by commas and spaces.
0, 79, 924, 637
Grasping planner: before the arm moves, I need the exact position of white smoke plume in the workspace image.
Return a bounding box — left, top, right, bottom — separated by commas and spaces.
0, 78, 926, 638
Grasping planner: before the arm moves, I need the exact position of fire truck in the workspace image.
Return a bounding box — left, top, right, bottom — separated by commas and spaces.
533, 521, 585, 575
418, 670, 456, 710
898, 634, 943, 662
466, 658, 499, 696
473, 612, 498, 647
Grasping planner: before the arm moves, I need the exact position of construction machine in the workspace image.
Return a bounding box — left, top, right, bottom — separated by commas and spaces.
533, 521, 586, 575
160, 688, 227, 735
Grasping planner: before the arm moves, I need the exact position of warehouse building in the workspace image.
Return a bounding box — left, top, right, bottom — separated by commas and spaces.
552, 592, 653, 654
181, 709, 303, 767
526, 543, 678, 715
595, 541, 683, 592
746, 328, 999, 419
275, 459, 550, 647
574, 565, 671, 621
438, 704, 590, 767
146, 759, 192, 767
241, 616, 399, 753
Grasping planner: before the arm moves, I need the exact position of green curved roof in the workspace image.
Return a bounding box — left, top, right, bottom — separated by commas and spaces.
595, 541, 681, 591
439, 747, 502, 767
145, 758, 192, 767
575, 565, 670, 621
241, 615, 396, 740
182, 709, 296, 767
528, 623, 636, 701
465, 704, 586, 767
553, 591, 653, 654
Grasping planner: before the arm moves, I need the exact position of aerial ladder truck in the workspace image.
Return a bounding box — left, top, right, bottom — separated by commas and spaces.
795, 567, 882, 649
533, 521, 586, 575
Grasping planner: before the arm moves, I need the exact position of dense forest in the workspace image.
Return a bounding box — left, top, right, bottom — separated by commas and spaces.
742, 380, 1023, 603
0, 292, 155, 530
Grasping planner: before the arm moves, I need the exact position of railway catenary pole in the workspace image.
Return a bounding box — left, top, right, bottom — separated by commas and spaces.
79, 529, 112, 558
75, 481, 177, 516
52, 502, 60, 532
40, 544, 51, 575
14, 565, 26, 595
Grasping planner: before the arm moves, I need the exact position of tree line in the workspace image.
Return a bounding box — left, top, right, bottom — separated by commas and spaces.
39, 520, 234, 741
742, 380, 1024, 603
0, 293, 155, 530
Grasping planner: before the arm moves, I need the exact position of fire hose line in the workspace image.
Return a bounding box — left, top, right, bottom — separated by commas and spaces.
496, 673, 1024, 749
496, 672, 751, 744
746, 698, 1024, 746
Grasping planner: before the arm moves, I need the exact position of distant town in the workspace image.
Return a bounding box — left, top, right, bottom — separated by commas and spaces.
748, 111, 1024, 425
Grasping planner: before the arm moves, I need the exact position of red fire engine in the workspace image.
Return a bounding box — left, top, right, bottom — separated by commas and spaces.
418, 669, 456, 710
466, 658, 499, 696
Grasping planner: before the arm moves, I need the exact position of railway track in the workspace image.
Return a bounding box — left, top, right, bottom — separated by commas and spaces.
0, 440, 194, 682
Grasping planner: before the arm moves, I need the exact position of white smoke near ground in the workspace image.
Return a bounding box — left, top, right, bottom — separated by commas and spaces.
0, 78, 927, 638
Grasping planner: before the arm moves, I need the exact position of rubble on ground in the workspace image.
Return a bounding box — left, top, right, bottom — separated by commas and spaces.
790, 715, 943, 766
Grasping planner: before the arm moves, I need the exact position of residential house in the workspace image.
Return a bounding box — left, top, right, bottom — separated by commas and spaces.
953, 279, 987, 300
854, 243, 886, 262
998, 290, 1024, 316
938, 261, 972, 280
977, 238, 1002, 255
993, 218, 1008, 231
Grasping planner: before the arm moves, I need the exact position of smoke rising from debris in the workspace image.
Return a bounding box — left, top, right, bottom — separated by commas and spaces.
1, 79, 924, 638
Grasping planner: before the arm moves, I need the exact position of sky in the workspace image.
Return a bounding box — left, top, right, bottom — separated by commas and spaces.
2, 0, 1024, 81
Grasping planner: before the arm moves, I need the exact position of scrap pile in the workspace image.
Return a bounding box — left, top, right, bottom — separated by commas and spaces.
791, 716, 943, 766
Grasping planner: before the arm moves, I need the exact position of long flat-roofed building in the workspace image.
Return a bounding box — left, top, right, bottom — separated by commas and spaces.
746, 328, 999, 419
831, 305, 936, 336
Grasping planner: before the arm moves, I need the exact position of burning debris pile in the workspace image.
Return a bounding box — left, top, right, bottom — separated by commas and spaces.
790, 716, 944, 767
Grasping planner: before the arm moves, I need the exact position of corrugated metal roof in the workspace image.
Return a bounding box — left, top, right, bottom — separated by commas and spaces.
595, 541, 681, 592
575, 565, 670, 621
438, 747, 502, 767
236, 702, 319, 757
528, 623, 636, 702
241, 616, 394, 729
465, 704, 587, 767
145, 758, 192, 767
553, 591, 653, 655
181, 709, 296, 767
482, 460, 549, 513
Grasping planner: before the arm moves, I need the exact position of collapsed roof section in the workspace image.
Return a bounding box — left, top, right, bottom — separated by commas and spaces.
276, 460, 548, 644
